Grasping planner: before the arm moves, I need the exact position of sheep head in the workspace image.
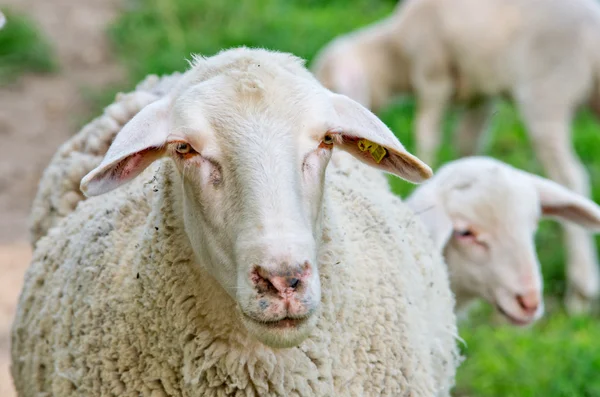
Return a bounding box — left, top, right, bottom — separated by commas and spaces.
79, 48, 431, 348
407, 157, 600, 326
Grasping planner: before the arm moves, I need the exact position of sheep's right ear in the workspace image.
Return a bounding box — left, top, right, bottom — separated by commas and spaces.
405, 181, 454, 251
528, 174, 600, 231
80, 96, 173, 197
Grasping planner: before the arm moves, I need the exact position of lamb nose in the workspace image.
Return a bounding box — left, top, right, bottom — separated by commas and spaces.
516, 291, 540, 314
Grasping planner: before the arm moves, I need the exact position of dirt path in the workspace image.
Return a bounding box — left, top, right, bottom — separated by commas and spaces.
0, 0, 123, 394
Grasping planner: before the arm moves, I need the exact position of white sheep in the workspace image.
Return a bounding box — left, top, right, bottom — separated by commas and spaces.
406, 157, 600, 325
311, 0, 600, 313
12, 47, 459, 397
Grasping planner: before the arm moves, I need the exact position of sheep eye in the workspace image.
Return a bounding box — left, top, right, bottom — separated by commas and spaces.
455, 229, 474, 238
322, 134, 335, 145
175, 142, 191, 154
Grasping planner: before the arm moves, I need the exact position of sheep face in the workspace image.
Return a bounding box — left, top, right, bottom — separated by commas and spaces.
409, 157, 600, 326
441, 167, 545, 326
80, 48, 432, 348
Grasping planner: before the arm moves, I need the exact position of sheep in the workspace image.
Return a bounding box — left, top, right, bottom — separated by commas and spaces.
0, 11, 5, 30
406, 157, 600, 325
11, 47, 460, 397
311, 0, 600, 314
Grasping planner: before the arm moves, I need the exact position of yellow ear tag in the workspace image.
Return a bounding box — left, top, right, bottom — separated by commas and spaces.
357, 139, 387, 164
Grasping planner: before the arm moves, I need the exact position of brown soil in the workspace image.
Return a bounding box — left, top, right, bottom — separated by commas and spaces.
0, 0, 124, 394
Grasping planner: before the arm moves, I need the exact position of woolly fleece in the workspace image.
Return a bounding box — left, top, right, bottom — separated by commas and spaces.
14, 69, 459, 396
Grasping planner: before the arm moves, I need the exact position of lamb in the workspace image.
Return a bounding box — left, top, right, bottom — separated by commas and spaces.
12, 47, 460, 397
311, 0, 600, 314
406, 157, 600, 325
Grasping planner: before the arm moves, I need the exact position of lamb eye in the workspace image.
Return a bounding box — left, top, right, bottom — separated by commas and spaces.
322, 134, 335, 145
176, 142, 191, 154
455, 229, 474, 238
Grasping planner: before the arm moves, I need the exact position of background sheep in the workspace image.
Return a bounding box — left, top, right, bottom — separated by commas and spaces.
12, 47, 459, 396
407, 157, 600, 325
311, 0, 600, 314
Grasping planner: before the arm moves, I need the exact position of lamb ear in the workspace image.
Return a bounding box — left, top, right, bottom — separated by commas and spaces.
528, 174, 600, 231
328, 92, 432, 183
405, 181, 453, 251
80, 96, 173, 197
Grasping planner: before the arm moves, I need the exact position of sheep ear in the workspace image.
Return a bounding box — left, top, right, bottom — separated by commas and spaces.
80, 96, 173, 197
406, 182, 454, 251
329, 93, 432, 184
528, 174, 600, 231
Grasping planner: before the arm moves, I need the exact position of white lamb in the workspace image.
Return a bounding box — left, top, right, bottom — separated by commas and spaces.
12, 47, 459, 396
311, 0, 600, 313
406, 157, 600, 325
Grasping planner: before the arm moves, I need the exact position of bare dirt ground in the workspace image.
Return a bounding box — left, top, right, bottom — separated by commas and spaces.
0, 0, 123, 393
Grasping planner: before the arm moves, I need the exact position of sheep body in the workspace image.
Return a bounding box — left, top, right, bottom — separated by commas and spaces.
12, 50, 459, 397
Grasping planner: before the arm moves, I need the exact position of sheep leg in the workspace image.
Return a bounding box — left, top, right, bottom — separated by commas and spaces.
413, 79, 452, 166
454, 101, 494, 157
524, 110, 599, 314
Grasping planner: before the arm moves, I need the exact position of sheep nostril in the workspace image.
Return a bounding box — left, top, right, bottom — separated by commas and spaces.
251, 266, 278, 294
516, 293, 539, 313
289, 278, 300, 290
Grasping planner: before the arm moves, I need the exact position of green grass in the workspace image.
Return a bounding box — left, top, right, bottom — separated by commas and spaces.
107, 1, 600, 395
456, 304, 600, 397
0, 9, 56, 84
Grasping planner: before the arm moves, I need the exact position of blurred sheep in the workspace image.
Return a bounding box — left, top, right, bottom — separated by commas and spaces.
312, 0, 600, 314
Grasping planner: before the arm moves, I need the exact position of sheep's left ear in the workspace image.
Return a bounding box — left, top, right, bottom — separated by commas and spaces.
328, 93, 432, 183
528, 174, 600, 231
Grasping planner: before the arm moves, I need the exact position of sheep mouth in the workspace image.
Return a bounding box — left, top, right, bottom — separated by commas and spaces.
495, 304, 533, 326
242, 313, 310, 329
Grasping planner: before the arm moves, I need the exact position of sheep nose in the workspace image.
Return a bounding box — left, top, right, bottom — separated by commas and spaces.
251, 262, 312, 295
516, 291, 540, 314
